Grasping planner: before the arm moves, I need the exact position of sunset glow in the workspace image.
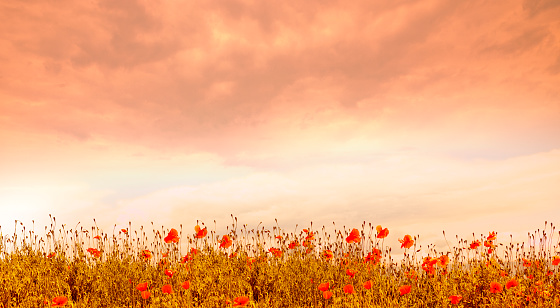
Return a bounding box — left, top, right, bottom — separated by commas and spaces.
1, 0, 559, 250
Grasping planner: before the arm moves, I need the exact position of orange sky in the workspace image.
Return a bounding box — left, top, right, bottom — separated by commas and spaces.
1, 0, 559, 250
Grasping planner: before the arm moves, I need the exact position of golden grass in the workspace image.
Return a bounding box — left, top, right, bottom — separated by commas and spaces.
0, 217, 559, 307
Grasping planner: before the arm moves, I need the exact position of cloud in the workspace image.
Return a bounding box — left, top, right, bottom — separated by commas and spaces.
2, 0, 559, 159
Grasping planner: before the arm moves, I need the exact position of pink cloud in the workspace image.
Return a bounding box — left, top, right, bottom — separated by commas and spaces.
0, 0, 559, 163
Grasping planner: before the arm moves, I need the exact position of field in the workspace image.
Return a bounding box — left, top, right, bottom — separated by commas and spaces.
1, 217, 559, 307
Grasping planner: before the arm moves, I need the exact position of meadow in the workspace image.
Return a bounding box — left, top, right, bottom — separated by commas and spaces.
0, 216, 558, 307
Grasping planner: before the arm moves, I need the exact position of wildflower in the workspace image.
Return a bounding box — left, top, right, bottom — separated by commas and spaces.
346, 269, 355, 278
86, 248, 102, 258
51, 296, 68, 307
141, 291, 150, 299
162, 284, 173, 294
399, 235, 414, 249
269, 247, 282, 257
522, 258, 531, 267
346, 229, 361, 243
164, 269, 173, 278
376, 225, 389, 238
288, 240, 300, 249
487, 231, 497, 241
219, 235, 232, 248
399, 285, 411, 296
121, 228, 128, 234
449, 295, 462, 304
552, 256, 560, 266
305, 231, 315, 241
421, 257, 437, 275
47, 252, 56, 258
136, 282, 148, 292
506, 279, 519, 289
195, 225, 207, 238
233, 296, 249, 307
343, 284, 355, 294
141, 250, 152, 260
363, 280, 372, 289
93, 235, 101, 240
490, 282, 502, 293
164, 228, 179, 243
323, 290, 333, 299
469, 240, 481, 249
322, 250, 334, 259
318, 282, 329, 291
365, 249, 382, 265
438, 255, 449, 267
182, 280, 190, 290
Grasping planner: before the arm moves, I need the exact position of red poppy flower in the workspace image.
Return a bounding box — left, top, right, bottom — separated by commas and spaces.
51, 296, 68, 307
376, 225, 389, 238
318, 282, 329, 291
345, 229, 361, 243
182, 280, 190, 290
233, 296, 249, 307
490, 282, 502, 293
322, 250, 334, 259
269, 247, 283, 257
449, 295, 462, 304
136, 282, 148, 292
121, 229, 128, 234
323, 291, 333, 299
219, 235, 233, 248
363, 280, 372, 290
288, 240, 300, 249
195, 225, 207, 238
346, 268, 355, 278
93, 235, 101, 240
553, 256, 560, 266
399, 285, 411, 296
164, 269, 173, 277
438, 255, 449, 267
141, 291, 150, 299
506, 279, 518, 289
343, 284, 355, 294
162, 284, 173, 294
164, 228, 180, 243
86, 248, 102, 258
469, 240, 481, 249
141, 250, 152, 260
522, 258, 531, 267
487, 231, 497, 241
399, 235, 414, 249
365, 249, 382, 265
305, 231, 315, 241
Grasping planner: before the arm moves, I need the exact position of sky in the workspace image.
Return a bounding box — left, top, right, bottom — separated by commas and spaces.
1, 0, 559, 253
